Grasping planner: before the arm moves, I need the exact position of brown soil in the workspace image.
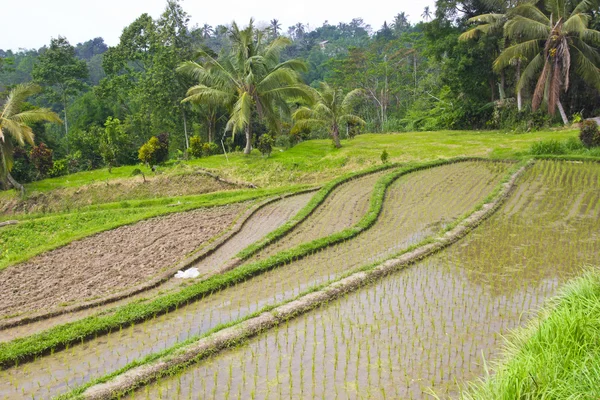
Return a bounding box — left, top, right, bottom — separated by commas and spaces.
0, 203, 248, 319
1, 173, 237, 215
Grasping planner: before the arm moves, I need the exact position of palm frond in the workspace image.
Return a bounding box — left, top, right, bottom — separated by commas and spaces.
12, 108, 62, 126
1, 83, 41, 120
341, 89, 365, 112
571, 43, 600, 91
494, 40, 541, 71
227, 91, 253, 135
517, 52, 545, 91
563, 13, 590, 35
509, 3, 550, 25
505, 15, 550, 41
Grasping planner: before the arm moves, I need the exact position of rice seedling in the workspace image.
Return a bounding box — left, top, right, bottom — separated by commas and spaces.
0, 160, 511, 400
122, 160, 600, 400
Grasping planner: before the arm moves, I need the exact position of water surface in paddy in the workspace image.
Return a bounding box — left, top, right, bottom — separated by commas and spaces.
134, 161, 600, 399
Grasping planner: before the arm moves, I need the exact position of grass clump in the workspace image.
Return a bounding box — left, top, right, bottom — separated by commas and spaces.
461, 268, 600, 400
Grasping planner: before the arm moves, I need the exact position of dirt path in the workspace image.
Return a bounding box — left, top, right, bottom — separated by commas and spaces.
0, 203, 248, 319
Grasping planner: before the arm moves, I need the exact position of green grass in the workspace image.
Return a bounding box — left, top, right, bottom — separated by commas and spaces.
0, 186, 309, 272
460, 268, 600, 400
2, 129, 577, 198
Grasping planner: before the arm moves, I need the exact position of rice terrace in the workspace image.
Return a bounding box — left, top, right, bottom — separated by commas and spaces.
2, 0, 600, 399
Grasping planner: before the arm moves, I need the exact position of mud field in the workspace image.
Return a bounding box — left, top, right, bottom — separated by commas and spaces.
0, 202, 248, 319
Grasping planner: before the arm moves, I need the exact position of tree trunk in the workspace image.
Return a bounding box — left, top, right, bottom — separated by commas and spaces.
182, 107, 189, 149
557, 101, 569, 126
63, 94, 69, 154
516, 59, 522, 112
244, 123, 252, 154
6, 172, 25, 197
499, 70, 506, 100
332, 123, 341, 148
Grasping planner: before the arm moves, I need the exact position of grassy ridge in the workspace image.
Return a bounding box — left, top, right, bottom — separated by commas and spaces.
0, 162, 407, 368
460, 268, 600, 399
0, 186, 308, 272
0, 129, 577, 198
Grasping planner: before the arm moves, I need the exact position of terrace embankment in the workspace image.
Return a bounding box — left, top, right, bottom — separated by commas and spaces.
130, 160, 600, 399
0, 161, 509, 400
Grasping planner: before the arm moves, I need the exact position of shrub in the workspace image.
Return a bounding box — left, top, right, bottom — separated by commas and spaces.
188, 136, 203, 158
29, 143, 53, 178
138, 137, 161, 165
529, 139, 567, 155
202, 142, 219, 157
155, 132, 169, 163
258, 134, 274, 157
579, 120, 600, 148
48, 159, 68, 178
10, 147, 36, 183
381, 149, 389, 164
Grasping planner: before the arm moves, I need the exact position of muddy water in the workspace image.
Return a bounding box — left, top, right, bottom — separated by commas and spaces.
133, 160, 600, 400
0, 161, 508, 399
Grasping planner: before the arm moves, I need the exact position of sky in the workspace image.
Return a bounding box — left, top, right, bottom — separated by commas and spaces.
1, 0, 436, 51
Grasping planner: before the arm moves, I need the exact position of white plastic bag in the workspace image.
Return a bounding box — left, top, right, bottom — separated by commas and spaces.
174, 268, 200, 279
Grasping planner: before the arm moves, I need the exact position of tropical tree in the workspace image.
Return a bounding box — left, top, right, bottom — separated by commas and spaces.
270, 19, 281, 38
0, 83, 61, 194
201, 24, 214, 39
422, 6, 433, 21
178, 20, 311, 154
32, 36, 88, 140
292, 82, 365, 148
494, 0, 600, 124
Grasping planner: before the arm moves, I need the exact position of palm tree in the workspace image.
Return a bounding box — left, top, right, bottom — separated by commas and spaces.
292, 82, 365, 148
270, 19, 281, 38
200, 24, 214, 39
178, 20, 311, 154
494, 0, 600, 124
0, 83, 61, 195
422, 6, 433, 21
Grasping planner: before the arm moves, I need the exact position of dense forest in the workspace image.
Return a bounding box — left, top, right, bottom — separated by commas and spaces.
1, 0, 599, 188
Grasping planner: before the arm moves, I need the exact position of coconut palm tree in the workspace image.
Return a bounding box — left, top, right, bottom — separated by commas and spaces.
0, 83, 61, 195
178, 20, 311, 154
422, 6, 433, 21
292, 82, 365, 148
494, 0, 600, 124
270, 19, 281, 38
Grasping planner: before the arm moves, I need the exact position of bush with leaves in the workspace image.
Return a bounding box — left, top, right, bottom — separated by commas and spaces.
29, 143, 54, 178
138, 137, 161, 166
10, 147, 36, 183
580, 120, 600, 148
202, 142, 219, 157
155, 132, 169, 163
49, 159, 69, 178
188, 136, 203, 158
258, 134, 274, 157
381, 149, 389, 164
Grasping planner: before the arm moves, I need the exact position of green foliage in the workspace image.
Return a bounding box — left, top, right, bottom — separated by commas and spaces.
529, 140, 567, 155
257, 134, 275, 157
138, 137, 162, 165
579, 120, 600, 148
201, 142, 219, 157
48, 159, 69, 178
380, 149, 389, 164
29, 143, 54, 178
461, 268, 600, 399
188, 136, 203, 158
10, 148, 36, 184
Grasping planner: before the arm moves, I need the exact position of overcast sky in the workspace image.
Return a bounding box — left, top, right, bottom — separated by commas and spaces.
2, 0, 436, 51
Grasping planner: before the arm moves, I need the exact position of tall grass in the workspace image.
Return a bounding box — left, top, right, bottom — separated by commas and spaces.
461, 268, 600, 399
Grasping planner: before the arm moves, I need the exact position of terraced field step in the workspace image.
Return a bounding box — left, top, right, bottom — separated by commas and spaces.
127, 160, 600, 399
0, 160, 510, 399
